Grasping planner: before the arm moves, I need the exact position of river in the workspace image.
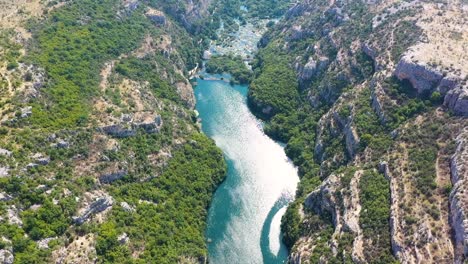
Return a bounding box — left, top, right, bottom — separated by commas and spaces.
195, 74, 299, 263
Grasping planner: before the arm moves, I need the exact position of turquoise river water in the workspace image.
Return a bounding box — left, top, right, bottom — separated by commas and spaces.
195, 78, 299, 264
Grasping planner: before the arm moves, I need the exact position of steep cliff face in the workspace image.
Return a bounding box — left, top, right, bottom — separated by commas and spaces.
250, 0, 468, 263
449, 128, 468, 262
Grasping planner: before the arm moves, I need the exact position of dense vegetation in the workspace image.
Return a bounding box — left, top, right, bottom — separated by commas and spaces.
205, 55, 251, 84
248, 45, 300, 119
359, 170, 396, 263
0, 0, 228, 263
97, 133, 226, 263
27, 0, 148, 128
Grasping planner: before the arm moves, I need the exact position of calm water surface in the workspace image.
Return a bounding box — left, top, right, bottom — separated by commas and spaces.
195, 78, 299, 264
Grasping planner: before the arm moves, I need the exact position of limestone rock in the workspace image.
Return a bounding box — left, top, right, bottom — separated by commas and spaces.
0, 149, 12, 157
146, 8, 166, 26
20, 106, 32, 118
394, 54, 468, 116
32, 153, 50, 165
297, 56, 329, 85
444, 87, 468, 117
56, 139, 70, 149
73, 196, 113, 225
287, 25, 313, 41
0, 167, 9, 178
304, 174, 340, 226
449, 128, 468, 261
99, 170, 127, 184
0, 249, 13, 264
394, 55, 444, 94
101, 114, 163, 138
118, 233, 129, 245
0, 193, 12, 202
101, 124, 136, 138
37, 237, 56, 249
120, 202, 135, 212
124, 0, 139, 11
7, 206, 22, 226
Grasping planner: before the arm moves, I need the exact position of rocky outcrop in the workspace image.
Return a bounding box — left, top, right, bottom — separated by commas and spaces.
118, 233, 129, 245
146, 8, 166, 26
7, 206, 22, 226
0, 149, 12, 157
344, 124, 359, 158
101, 124, 136, 138
287, 25, 313, 41
73, 196, 113, 225
449, 128, 468, 262
0, 193, 12, 201
0, 249, 13, 264
0, 167, 9, 177
101, 114, 163, 138
38, 237, 57, 249
296, 56, 330, 86
120, 201, 135, 212
444, 87, 468, 117
99, 170, 127, 184
394, 55, 444, 94
394, 54, 468, 116
32, 153, 50, 165
332, 108, 360, 158
20, 106, 32, 118
370, 81, 389, 124
304, 174, 340, 226
56, 139, 70, 149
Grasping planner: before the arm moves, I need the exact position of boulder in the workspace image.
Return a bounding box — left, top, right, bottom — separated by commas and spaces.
0, 193, 12, 202
20, 106, 32, 118
7, 206, 22, 226
0, 249, 13, 264
56, 139, 70, 149
118, 233, 129, 245
0, 149, 12, 157
0, 167, 9, 177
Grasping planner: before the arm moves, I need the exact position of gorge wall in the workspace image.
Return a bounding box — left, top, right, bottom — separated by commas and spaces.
248, 0, 468, 263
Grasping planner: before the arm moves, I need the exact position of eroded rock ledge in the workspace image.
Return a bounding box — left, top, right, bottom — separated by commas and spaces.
394, 54, 468, 116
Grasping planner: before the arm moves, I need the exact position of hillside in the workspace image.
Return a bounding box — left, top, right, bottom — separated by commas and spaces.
248, 0, 468, 263
0, 0, 227, 263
